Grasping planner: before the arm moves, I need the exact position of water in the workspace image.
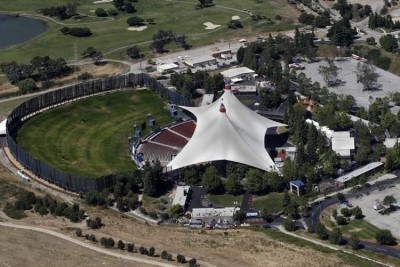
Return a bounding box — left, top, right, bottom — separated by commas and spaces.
0, 14, 48, 49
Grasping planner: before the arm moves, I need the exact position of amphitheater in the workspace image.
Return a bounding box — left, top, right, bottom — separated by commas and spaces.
136, 120, 196, 167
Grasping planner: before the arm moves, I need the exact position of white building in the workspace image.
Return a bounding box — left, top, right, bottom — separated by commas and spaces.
335, 162, 384, 186
221, 67, 255, 83
172, 185, 191, 208
157, 63, 179, 74
331, 131, 355, 158
191, 207, 240, 226
184, 55, 216, 68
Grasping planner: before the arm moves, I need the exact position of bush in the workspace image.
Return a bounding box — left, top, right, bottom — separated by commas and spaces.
283, 217, 296, 231
336, 216, 347, 225
177, 254, 186, 263
316, 222, 328, 240
227, 20, 243, 29
337, 193, 346, 201
148, 211, 158, 220
118, 240, 125, 250
352, 206, 363, 219
375, 229, 396, 245
127, 16, 144, 26
161, 250, 169, 259
329, 227, 342, 245
3, 202, 26, 219
350, 234, 360, 250
18, 78, 38, 94
340, 208, 352, 217
77, 72, 93, 81
95, 8, 108, 17
89, 234, 96, 242
188, 258, 197, 267
75, 228, 82, 237
127, 243, 134, 252
60, 27, 92, 37
149, 246, 155, 256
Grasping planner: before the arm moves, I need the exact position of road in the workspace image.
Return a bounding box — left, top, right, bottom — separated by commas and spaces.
308, 175, 400, 260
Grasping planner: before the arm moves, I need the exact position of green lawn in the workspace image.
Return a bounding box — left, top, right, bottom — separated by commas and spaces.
340, 219, 380, 241
251, 192, 300, 213
207, 194, 242, 207
16, 90, 171, 177
0, 0, 298, 63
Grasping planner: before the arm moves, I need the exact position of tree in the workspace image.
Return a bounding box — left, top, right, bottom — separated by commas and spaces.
283, 217, 296, 231
149, 246, 155, 256
177, 254, 186, 263
225, 173, 243, 195
127, 16, 144, 26
379, 34, 399, 52
161, 250, 169, 259
282, 190, 291, 208
197, 0, 213, 8
188, 258, 197, 267
318, 59, 341, 86
340, 207, 352, 217
316, 222, 328, 239
227, 20, 243, 29
350, 234, 360, 250
18, 78, 38, 94
127, 243, 134, 252
356, 62, 380, 91
375, 229, 396, 245
237, 46, 245, 63
117, 240, 125, 250
245, 169, 267, 194
127, 46, 142, 59
95, 8, 108, 17
329, 227, 343, 245
75, 228, 82, 237
201, 166, 223, 193
327, 18, 357, 46
125, 3, 136, 13
336, 216, 347, 225
352, 206, 363, 219
143, 161, 163, 196
383, 195, 397, 207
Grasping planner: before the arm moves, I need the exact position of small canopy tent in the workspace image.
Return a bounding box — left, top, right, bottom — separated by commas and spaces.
167, 89, 286, 171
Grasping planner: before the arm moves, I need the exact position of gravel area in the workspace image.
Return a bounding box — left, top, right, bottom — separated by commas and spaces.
300, 59, 400, 109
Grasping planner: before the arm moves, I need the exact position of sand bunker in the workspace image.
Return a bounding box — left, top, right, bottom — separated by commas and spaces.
93, 0, 113, 4
127, 26, 148, 31
204, 22, 221, 30
232, 16, 241, 20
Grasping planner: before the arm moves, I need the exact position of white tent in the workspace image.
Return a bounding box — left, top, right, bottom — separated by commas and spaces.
167, 89, 286, 171
0, 119, 6, 135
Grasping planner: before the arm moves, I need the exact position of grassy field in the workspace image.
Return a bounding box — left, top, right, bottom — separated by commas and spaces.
16, 90, 171, 177
207, 194, 242, 207
251, 192, 301, 213
0, 0, 298, 63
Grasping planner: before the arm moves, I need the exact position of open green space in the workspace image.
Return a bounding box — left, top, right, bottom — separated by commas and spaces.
251, 192, 301, 213
207, 194, 242, 207
340, 218, 380, 241
16, 90, 171, 177
0, 0, 298, 63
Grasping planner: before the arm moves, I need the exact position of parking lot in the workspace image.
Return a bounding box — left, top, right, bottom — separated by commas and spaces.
300, 58, 400, 109
349, 183, 400, 238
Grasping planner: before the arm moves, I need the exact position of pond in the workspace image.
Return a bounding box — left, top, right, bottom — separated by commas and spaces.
0, 14, 48, 49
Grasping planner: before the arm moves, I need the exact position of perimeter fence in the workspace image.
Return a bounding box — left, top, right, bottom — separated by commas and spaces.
5, 73, 190, 192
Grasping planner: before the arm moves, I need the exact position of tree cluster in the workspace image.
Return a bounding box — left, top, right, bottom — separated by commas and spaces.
40, 3, 77, 20
150, 30, 189, 53
327, 18, 357, 47
126, 46, 143, 59
298, 12, 331, 28
379, 34, 399, 52
170, 69, 224, 98
81, 47, 103, 64
375, 229, 397, 245
333, 0, 371, 20
86, 217, 103, 229
60, 27, 92, 37
368, 13, 400, 30
113, 0, 137, 13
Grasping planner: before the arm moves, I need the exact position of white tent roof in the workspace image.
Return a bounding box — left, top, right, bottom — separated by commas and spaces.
167, 90, 285, 171
0, 119, 6, 135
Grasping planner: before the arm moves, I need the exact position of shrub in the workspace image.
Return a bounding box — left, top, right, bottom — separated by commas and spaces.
337, 193, 346, 201
283, 217, 296, 231
149, 246, 155, 256
3, 202, 26, 219
189, 258, 197, 267
329, 227, 342, 245
127, 243, 134, 252
336, 216, 347, 225
107, 9, 118, 16
161, 250, 169, 259
316, 222, 328, 240
148, 211, 158, 220
60, 27, 92, 37
95, 8, 108, 17
75, 228, 82, 237
340, 207, 352, 217
89, 234, 96, 242
350, 234, 360, 250
118, 240, 125, 250
127, 16, 144, 26
352, 206, 363, 219
18, 78, 38, 94
227, 20, 243, 29
77, 72, 93, 81
177, 254, 186, 263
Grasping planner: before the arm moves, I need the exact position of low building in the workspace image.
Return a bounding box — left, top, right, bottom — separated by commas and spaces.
172, 185, 191, 210
184, 55, 217, 68
191, 207, 240, 227
157, 63, 179, 74
290, 180, 305, 196
212, 49, 231, 58
331, 131, 355, 159
335, 162, 384, 187
221, 67, 255, 83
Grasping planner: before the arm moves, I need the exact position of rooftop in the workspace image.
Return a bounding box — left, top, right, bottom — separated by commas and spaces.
192, 207, 240, 218
158, 63, 179, 70
184, 55, 216, 66
335, 162, 384, 184
290, 180, 305, 187
221, 67, 255, 79
172, 185, 191, 207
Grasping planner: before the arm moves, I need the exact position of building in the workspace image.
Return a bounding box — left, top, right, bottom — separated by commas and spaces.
290, 180, 305, 196
184, 55, 217, 68
331, 131, 355, 158
191, 207, 240, 227
212, 49, 231, 59
220, 67, 255, 84
167, 87, 286, 171
335, 162, 384, 187
157, 63, 179, 74
172, 185, 191, 210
